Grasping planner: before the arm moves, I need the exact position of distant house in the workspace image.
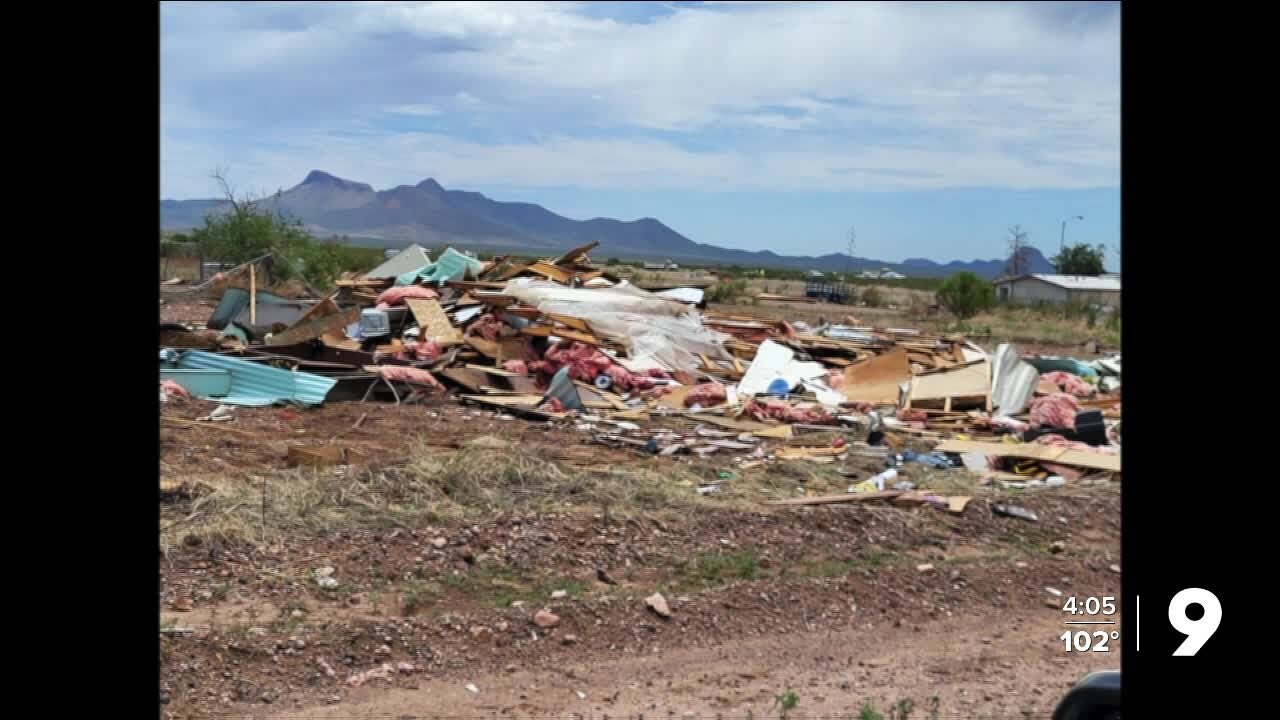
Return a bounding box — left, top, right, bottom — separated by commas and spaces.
643, 259, 680, 271
857, 268, 907, 280
992, 273, 1121, 308
806, 270, 825, 278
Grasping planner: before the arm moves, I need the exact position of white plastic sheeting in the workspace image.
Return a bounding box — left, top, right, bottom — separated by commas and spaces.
738, 340, 826, 397
501, 278, 729, 372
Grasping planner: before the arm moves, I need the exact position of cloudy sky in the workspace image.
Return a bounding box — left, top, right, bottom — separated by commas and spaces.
161, 1, 1120, 266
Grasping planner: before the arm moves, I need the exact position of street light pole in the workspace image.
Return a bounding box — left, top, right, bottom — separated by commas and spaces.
1060, 215, 1084, 253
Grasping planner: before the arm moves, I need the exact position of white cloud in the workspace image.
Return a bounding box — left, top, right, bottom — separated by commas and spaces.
160, 1, 1120, 197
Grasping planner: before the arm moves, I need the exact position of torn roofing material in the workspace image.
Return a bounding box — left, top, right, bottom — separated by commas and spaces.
174, 351, 337, 406
365, 244, 432, 280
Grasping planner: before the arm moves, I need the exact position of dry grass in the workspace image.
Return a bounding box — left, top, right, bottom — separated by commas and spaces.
956, 306, 1120, 347
161, 439, 712, 551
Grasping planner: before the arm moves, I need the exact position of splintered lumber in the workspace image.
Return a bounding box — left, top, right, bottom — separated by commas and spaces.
406, 298, 463, 346
267, 302, 360, 346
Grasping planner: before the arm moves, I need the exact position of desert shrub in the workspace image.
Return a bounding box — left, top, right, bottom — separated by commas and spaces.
936, 272, 994, 319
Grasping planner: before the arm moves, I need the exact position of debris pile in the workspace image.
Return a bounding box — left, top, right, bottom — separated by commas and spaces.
161, 241, 1121, 499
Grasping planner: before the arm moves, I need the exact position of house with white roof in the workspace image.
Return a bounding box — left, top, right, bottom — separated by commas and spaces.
992, 273, 1121, 308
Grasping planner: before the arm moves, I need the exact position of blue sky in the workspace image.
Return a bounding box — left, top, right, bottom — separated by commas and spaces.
161, 1, 1120, 268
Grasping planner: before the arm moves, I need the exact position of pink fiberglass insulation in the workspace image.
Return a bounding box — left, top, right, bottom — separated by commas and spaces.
1041, 371, 1094, 397
825, 369, 846, 389
502, 359, 529, 374
744, 398, 833, 424
375, 365, 443, 391
684, 382, 727, 407
1032, 434, 1119, 455
375, 286, 439, 307
1029, 393, 1078, 429
897, 408, 929, 422
537, 397, 565, 413
464, 313, 503, 341
160, 379, 190, 400
527, 341, 670, 392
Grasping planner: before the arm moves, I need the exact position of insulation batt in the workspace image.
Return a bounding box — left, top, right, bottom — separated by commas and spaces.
1030, 393, 1078, 429
396, 340, 441, 363
375, 285, 439, 307
374, 365, 443, 390
465, 313, 503, 341
537, 397, 565, 413
160, 379, 190, 400
528, 341, 670, 392
1041, 371, 1094, 397
1033, 433, 1120, 456
684, 382, 727, 408
897, 408, 929, 422
744, 398, 832, 424
502, 359, 529, 374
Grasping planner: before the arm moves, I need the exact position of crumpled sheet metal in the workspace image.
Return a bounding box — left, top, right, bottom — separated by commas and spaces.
174, 351, 337, 407
990, 343, 1039, 415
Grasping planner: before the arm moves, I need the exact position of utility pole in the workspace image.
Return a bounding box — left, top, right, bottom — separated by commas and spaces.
1060, 215, 1084, 253
1007, 225, 1029, 276
845, 226, 855, 281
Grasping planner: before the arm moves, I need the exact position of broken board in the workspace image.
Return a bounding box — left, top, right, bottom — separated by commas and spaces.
841, 349, 910, 405
406, 298, 463, 346
934, 439, 1120, 473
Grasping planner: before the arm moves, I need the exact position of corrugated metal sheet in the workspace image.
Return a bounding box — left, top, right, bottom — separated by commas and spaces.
365, 244, 432, 280
990, 343, 1038, 415
1027, 274, 1121, 291
175, 351, 337, 406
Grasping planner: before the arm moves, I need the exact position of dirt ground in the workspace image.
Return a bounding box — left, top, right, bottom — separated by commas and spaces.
160, 293, 1121, 719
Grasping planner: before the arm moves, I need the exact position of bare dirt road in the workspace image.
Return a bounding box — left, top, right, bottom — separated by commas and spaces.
269, 608, 1117, 719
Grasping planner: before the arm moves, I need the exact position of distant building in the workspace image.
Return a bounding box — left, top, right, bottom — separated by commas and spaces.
857, 268, 907, 280
992, 273, 1121, 308
643, 259, 680, 270
806, 270, 825, 278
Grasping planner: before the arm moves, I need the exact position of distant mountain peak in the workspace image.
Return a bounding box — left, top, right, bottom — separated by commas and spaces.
417, 178, 445, 194
301, 170, 372, 193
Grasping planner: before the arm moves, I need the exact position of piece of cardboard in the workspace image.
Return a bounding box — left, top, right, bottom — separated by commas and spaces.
841, 349, 911, 405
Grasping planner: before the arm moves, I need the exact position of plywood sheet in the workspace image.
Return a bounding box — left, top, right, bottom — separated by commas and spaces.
934, 439, 1120, 472
908, 360, 990, 403
406, 298, 463, 346
841, 349, 910, 404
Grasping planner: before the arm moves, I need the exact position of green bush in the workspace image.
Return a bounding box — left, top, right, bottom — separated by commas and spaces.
936, 271, 994, 320
861, 286, 885, 307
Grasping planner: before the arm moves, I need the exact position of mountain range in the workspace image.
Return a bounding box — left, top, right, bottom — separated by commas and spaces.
160, 170, 1054, 278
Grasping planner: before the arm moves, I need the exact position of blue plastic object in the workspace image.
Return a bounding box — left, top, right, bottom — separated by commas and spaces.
766, 378, 791, 396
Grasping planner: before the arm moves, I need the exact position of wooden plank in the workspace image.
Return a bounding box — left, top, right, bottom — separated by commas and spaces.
440, 367, 490, 393
765, 491, 903, 506
520, 325, 604, 346
933, 439, 1121, 472
775, 446, 845, 460
543, 313, 593, 333
525, 261, 574, 284
465, 363, 520, 376
406, 298, 463, 346
267, 305, 360, 346
465, 336, 500, 359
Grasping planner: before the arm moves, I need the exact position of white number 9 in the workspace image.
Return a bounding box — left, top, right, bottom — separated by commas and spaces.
1168, 588, 1221, 656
